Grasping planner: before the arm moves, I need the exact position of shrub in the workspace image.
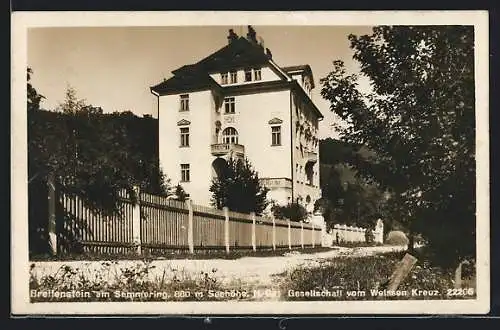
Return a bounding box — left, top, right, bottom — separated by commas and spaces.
385, 231, 409, 246
271, 202, 308, 222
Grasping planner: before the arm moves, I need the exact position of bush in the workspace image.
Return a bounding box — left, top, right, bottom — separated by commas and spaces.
271, 202, 308, 222
280, 252, 476, 301
385, 231, 409, 246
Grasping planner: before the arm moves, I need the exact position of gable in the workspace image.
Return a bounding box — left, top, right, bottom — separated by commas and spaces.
268, 117, 283, 125
177, 119, 191, 126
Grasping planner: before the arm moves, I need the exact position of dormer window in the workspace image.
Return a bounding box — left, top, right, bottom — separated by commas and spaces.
180, 94, 189, 111
254, 68, 262, 81
230, 71, 237, 84
221, 72, 228, 85
244, 69, 252, 82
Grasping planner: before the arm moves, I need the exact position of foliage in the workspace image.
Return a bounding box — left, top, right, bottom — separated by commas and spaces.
320, 26, 475, 267
385, 231, 410, 246
365, 228, 375, 244
316, 164, 386, 230
29, 261, 224, 302
172, 184, 189, 202
27, 78, 170, 254
317, 139, 389, 230
27, 68, 45, 112
271, 202, 308, 222
209, 157, 269, 215
280, 252, 474, 301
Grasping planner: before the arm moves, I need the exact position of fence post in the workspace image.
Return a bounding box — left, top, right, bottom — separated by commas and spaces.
187, 199, 194, 254
251, 212, 256, 252
47, 174, 57, 256
287, 220, 292, 250
223, 207, 230, 254
300, 221, 304, 249
132, 186, 142, 255
272, 215, 276, 251
312, 223, 315, 248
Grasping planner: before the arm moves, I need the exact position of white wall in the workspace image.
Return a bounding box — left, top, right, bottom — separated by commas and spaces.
290, 92, 321, 210
231, 89, 292, 180
209, 65, 280, 86
158, 90, 214, 206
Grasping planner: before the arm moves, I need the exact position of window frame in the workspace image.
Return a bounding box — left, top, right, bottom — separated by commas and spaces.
271, 125, 282, 146
180, 164, 190, 182
221, 72, 228, 85
224, 97, 236, 114
244, 69, 252, 82
230, 71, 238, 84
179, 126, 190, 147
179, 94, 189, 112
222, 127, 239, 145
254, 68, 262, 81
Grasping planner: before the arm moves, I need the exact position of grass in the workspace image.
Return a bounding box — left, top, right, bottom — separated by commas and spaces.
277, 251, 477, 301
29, 246, 334, 262
29, 260, 247, 302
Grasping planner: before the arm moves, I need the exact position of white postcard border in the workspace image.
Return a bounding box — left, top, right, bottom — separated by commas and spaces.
11, 10, 490, 315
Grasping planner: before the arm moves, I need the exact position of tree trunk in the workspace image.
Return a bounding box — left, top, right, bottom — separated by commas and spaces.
407, 228, 415, 254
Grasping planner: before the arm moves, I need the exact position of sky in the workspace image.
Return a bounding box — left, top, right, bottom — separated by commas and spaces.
28, 25, 373, 139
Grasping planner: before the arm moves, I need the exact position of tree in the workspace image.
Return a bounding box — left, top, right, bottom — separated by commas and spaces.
317, 139, 388, 230
27, 68, 45, 112
173, 184, 189, 202
28, 83, 170, 254
271, 202, 308, 222
320, 26, 474, 268
210, 157, 269, 215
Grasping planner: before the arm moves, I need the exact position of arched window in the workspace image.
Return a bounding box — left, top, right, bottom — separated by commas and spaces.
222, 127, 239, 144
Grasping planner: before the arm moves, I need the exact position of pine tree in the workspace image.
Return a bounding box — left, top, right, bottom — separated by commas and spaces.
209, 157, 269, 215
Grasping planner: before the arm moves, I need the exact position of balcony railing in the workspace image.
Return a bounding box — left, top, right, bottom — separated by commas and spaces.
211, 143, 245, 157
260, 178, 293, 190
304, 150, 318, 163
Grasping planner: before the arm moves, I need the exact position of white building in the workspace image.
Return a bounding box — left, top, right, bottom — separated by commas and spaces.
150, 26, 323, 212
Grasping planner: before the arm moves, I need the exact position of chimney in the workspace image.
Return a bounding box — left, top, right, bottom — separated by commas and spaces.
257, 36, 265, 50
227, 29, 238, 44
246, 25, 257, 43
266, 48, 272, 59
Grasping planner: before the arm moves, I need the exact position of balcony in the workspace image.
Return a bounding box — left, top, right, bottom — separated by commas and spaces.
304, 150, 318, 163
260, 178, 293, 190
211, 143, 245, 158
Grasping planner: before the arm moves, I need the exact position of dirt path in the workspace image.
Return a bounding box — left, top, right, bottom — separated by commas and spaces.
31, 245, 406, 289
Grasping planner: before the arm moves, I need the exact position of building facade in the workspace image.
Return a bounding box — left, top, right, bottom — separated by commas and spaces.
150, 26, 323, 213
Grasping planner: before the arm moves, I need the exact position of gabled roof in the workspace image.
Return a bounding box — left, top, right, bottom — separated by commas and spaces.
151, 37, 275, 95
183, 37, 271, 74
150, 70, 221, 95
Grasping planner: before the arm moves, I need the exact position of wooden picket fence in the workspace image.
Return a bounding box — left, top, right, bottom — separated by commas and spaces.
52, 186, 323, 255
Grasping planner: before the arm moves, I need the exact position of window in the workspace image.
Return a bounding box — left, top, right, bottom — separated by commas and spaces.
271, 126, 281, 146
224, 97, 235, 114
181, 164, 190, 182
244, 69, 252, 82
230, 71, 237, 84
221, 72, 228, 85
180, 127, 189, 147
222, 127, 238, 144
180, 94, 189, 111
254, 68, 262, 81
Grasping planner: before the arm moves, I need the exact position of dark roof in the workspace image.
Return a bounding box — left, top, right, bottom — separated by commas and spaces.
150, 71, 220, 95
170, 37, 271, 77
282, 64, 315, 88
151, 37, 273, 95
